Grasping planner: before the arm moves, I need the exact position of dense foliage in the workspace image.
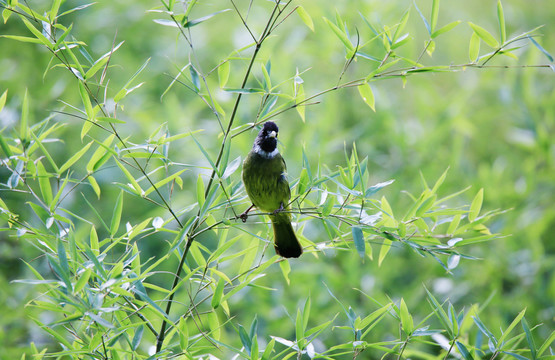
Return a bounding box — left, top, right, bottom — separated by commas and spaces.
0, 0, 554, 359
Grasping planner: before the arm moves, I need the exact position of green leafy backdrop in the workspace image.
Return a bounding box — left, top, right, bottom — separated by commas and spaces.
0, 0, 553, 359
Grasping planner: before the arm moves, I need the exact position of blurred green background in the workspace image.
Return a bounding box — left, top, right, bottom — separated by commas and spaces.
1, 0, 554, 357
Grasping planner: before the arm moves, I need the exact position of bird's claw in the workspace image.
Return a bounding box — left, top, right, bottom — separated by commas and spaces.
272, 203, 285, 215
239, 213, 249, 223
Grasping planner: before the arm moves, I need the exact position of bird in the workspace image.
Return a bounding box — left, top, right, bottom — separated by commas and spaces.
241, 121, 303, 258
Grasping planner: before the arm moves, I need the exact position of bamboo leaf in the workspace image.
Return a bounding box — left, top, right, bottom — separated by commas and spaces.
469, 32, 481, 62
115, 159, 142, 195
497, 0, 506, 44
414, 2, 431, 36
37, 160, 53, 205
521, 317, 537, 360
469, 22, 499, 48
324, 17, 354, 52
527, 35, 554, 62
110, 190, 124, 237
20, 89, 29, 144
143, 169, 186, 197
468, 188, 483, 222
430, 0, 440, 33
296, 6, 314, 31
499, 308, 526, 345
59, 141, 93, 174
0, 89, 7, 113
358, 83, 375, 111
218, 61, 230, 88
352, 226, 365, 258
399, 298, 414, 334
432, 20, 461, 38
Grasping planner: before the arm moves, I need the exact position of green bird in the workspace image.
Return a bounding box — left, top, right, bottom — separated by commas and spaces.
242, 121, 303, 258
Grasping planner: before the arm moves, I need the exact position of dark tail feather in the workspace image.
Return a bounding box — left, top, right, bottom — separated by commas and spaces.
271, 214, 303, 258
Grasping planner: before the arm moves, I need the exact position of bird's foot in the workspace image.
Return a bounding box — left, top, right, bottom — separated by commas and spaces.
272, 202, 285, 215
240, 204, 255, 223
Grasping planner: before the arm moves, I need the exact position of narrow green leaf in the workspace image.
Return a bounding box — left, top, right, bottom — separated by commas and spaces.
324, 17, 354, 51
521, 317, 537, 360
296, 83, 305, 122
96, 116, 125, 124
447, 214, 462, 235
279, 259, 291, 285
74, 268, 92, 294
211, 278, 225, 309
456, 342, 473, 360
238, 325, 251, 354
110, 190, 123, 237
469, 22, 499, 48
261, 62, 271, 91
196, 174, 205, 209
527, 35, 554, 62
143, 169, 186, 197
179, 317, 189, 350
537, 330, 554, 357
86, 134, 115, 173
115, 159, 142, 195
189, 65, 200, 92
36, 160, 53, 205
78, 82, 95, 135
425, 287, 453, 336
0, 90, 7, 112
296, 6, 314, 31
469, 32, 481, 62
497, 0, 506, 44
352, 226, 365, 258
30, 130, 59, 173
20, 89, 29, 144
378, 239, 391, 266
499, 308, 526, 345
218, 60, 230, 88
295, 308, 305, 350
473, 315, 498, 348
131, 324, 144, 351
393, 9, 410, 42
59, 141, 93, 174
358, 83, 375, 111
399, 298, 414, 334
468, 188, 483, 222
302, 297, 311, 332
88, 175, 100, 198
183, 9, 231, 28
22, 17, 53, 49
0, 35, 43, 44
431, 0, 440, 33
432, 20, 461, 38
414, 2, 431, 35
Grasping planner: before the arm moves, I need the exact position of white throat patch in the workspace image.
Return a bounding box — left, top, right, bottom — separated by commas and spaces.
254, 144, 279, 159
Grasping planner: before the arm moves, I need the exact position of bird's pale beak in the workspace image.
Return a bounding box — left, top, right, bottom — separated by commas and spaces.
269, 131, 277, 138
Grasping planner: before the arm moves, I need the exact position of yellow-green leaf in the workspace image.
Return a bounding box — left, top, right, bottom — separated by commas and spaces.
324, 17, 354, 52
218, 60, 230, 88
432, 20, 461, 38
59, 141, 93, 174
468, 188, 483, 222
469, 22, 499, 48
358, 83, 375, 111
497, 0, 506, 44
296, 6, 314, 31
400, 298, 414, 334
0, 90, 7, 112
110, 190, 123, 236
469, 32, 480, 62
37, 160, 53, 205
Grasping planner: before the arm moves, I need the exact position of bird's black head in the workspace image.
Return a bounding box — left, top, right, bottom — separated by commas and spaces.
254, 121, 279, 154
